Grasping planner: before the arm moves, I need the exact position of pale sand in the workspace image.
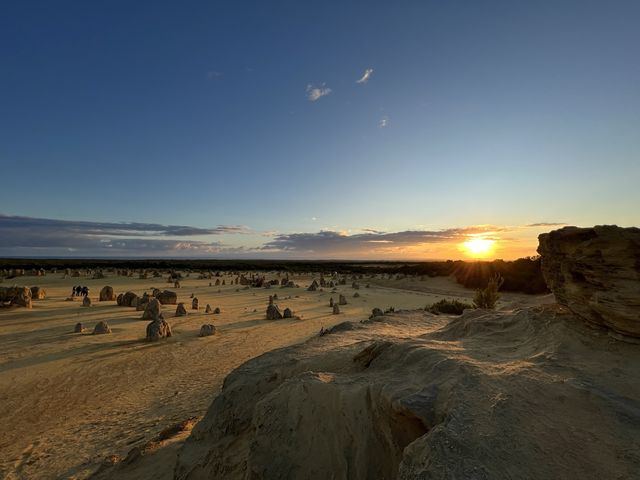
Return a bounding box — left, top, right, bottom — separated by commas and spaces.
0, 272, 549, 479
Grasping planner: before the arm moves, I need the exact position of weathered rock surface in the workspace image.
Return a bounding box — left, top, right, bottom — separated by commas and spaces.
199, 324, 217, 337
156, 290, 178, 305
99, 286, 116, 301
146, 319, 172, 341
30, 286, 46, 300
266, 304, 283, 320
175, 308, 640, 480
141, 298, 162, 321
117, 291, 138, 307
0, 286, 32, 308
73, 322, 83, 333
538, 225, 640, 338
283, 307, 293, 318
92, 321, 111, 334
175, 303, 187, 316
136, 293, 150, 311
82, 296, 92, 307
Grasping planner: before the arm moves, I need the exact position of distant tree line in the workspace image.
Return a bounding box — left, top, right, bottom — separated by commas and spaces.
0, 256, 549, 294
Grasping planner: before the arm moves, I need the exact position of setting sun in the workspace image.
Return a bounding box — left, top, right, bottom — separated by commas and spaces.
462, 238, 496, 258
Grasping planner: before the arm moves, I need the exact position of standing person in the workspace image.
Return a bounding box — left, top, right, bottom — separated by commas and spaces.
71, 286, 77, 297
82, 286, 89, 297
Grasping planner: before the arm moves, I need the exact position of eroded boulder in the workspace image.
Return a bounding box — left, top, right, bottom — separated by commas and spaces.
118, 291, 138, 307
99, 286, 116, 301
156, 290, 178, 305
93, 321, 111, 334
146, 319, 172, 341
266, 304, 283, 320
142, 298, 162, 321
199, 324, 217, 337
0, 286, 32, 308
30, 286, 46, 300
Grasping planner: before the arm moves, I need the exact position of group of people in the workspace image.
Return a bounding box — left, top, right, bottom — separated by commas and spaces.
72, 285, 90, 297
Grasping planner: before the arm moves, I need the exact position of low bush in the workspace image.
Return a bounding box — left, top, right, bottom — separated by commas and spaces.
473, 274, 504, 309
426, 298, 474, 315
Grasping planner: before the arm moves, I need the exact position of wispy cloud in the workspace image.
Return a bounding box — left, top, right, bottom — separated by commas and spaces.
356, 68, 374, 84
0, 214, 250, 256
524, 222, 567, 228
306, 83, 332, 101
206, 71, 223, 80
379, 115, 389, 128
262, 225, 506, 255
0, 214, 560, 258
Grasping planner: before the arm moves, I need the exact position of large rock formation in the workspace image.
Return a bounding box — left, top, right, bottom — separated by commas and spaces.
175, 303, 187, 316
538, 225, 640, 338
30, 286, 46, 300
146, 318, 172, 341
92, 321, 111, 334
156, 290, 178, 305
175, 308, 640, 480
0, 286, 32, 308
199, 324, 217, 337
117, 291, 138, 307
141, 298, 162, 321
99, 286, 116, 301
266, 304, 283, 320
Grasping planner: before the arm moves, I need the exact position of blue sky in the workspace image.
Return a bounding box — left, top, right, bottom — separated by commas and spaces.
1, 1, 639, 259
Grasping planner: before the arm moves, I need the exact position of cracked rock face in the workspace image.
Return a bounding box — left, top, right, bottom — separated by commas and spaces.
538, 225, 640, 338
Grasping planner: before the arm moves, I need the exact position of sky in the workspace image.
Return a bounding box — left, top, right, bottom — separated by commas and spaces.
1, 0, 638, 259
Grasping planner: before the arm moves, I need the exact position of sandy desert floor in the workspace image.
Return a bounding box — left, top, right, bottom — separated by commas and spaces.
0, 272, 550, 479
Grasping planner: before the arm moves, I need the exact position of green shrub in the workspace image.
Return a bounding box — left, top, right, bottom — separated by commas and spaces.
426, 298, 474, 315
473, 274, 504, 309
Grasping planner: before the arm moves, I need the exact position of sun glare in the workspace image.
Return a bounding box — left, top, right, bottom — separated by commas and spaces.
462, 238, 496, 258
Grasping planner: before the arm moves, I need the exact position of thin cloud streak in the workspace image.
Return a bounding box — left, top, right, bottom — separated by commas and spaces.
525, 222, 567, 227
306, 83, 332, 101
0, 214, 251, 256
356, 68, 374, 84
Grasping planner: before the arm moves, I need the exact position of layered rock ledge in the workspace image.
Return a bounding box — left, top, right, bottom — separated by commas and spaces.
538, 225, 640, 338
